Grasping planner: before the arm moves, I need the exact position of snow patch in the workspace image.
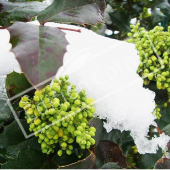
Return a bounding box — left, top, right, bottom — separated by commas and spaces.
0, 22, 169, 155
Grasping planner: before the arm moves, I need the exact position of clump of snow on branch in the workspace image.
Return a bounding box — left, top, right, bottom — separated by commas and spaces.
0, 22, 169, 155
47, 23, 169, 154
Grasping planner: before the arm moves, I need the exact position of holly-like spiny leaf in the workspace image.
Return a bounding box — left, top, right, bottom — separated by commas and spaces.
38, 0, 106, 25
154, 158, 170, 169
0, 120, 49, 168
5, 71, 34, 120
1, 142, 48, 169
94, 140, 127, 168
0, 0, 47, 26
8, 22, 69, 89
0, 120, 31, 158
5, 71, 32, 98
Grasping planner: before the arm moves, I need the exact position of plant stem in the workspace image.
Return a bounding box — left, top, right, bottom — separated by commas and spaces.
0, 26, 8, 29
127, 162, 138, 169
0, 26, 81, 33
57, 27, 81, 33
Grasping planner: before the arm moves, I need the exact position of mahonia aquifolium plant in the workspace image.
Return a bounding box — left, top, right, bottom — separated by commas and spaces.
19, 75, 96, 156
127, 23, 170, 119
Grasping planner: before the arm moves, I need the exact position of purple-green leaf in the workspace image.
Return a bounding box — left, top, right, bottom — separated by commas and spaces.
0, 0, 47, 26
155, 158, 170, 169
37, 0, 106, 25
8, 22, 69, 89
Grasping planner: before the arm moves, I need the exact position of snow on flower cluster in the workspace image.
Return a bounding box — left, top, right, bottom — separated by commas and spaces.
51, 23, 170, 154
0, 22, 169, 154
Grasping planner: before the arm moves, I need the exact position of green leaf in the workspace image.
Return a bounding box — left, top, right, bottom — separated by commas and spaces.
0, 120, 30, 157
101, 162, 122, 169
0, 0, 47, 26
154, 158, 170, 169
0, 100, 11, 126
1, 141, 48, 169
140, 148, 163, 169
144, 81, 168, 105
52, 152, 79, 167
109, 11, 131, 32
163, 123, 170, 135
151, 7, 165, 24
89, 117, 103, 145
0, 120, 50, 169
100, 128, 122, 144
6, 71, 32, 98
38, 0, 106, 25
8, 22, 69, 89
156, 0, 170, 10
0, 76, 11, 127
0, 148, 7, 164
155, 105, 170, 129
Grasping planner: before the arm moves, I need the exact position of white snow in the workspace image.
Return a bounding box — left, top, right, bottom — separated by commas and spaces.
0, 29, 20, 100
0, 22, 169, 155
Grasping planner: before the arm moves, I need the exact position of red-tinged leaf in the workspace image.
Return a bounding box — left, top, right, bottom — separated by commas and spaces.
0, 0, 47, 26
8, 22, 69, 89
58, 151, 96, 169
94, 140, 128, 168
38, 0, 106, 25
154, 158, 170, 169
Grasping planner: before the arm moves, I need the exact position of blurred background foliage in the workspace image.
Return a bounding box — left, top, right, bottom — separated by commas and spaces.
91, 0, 170, 40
